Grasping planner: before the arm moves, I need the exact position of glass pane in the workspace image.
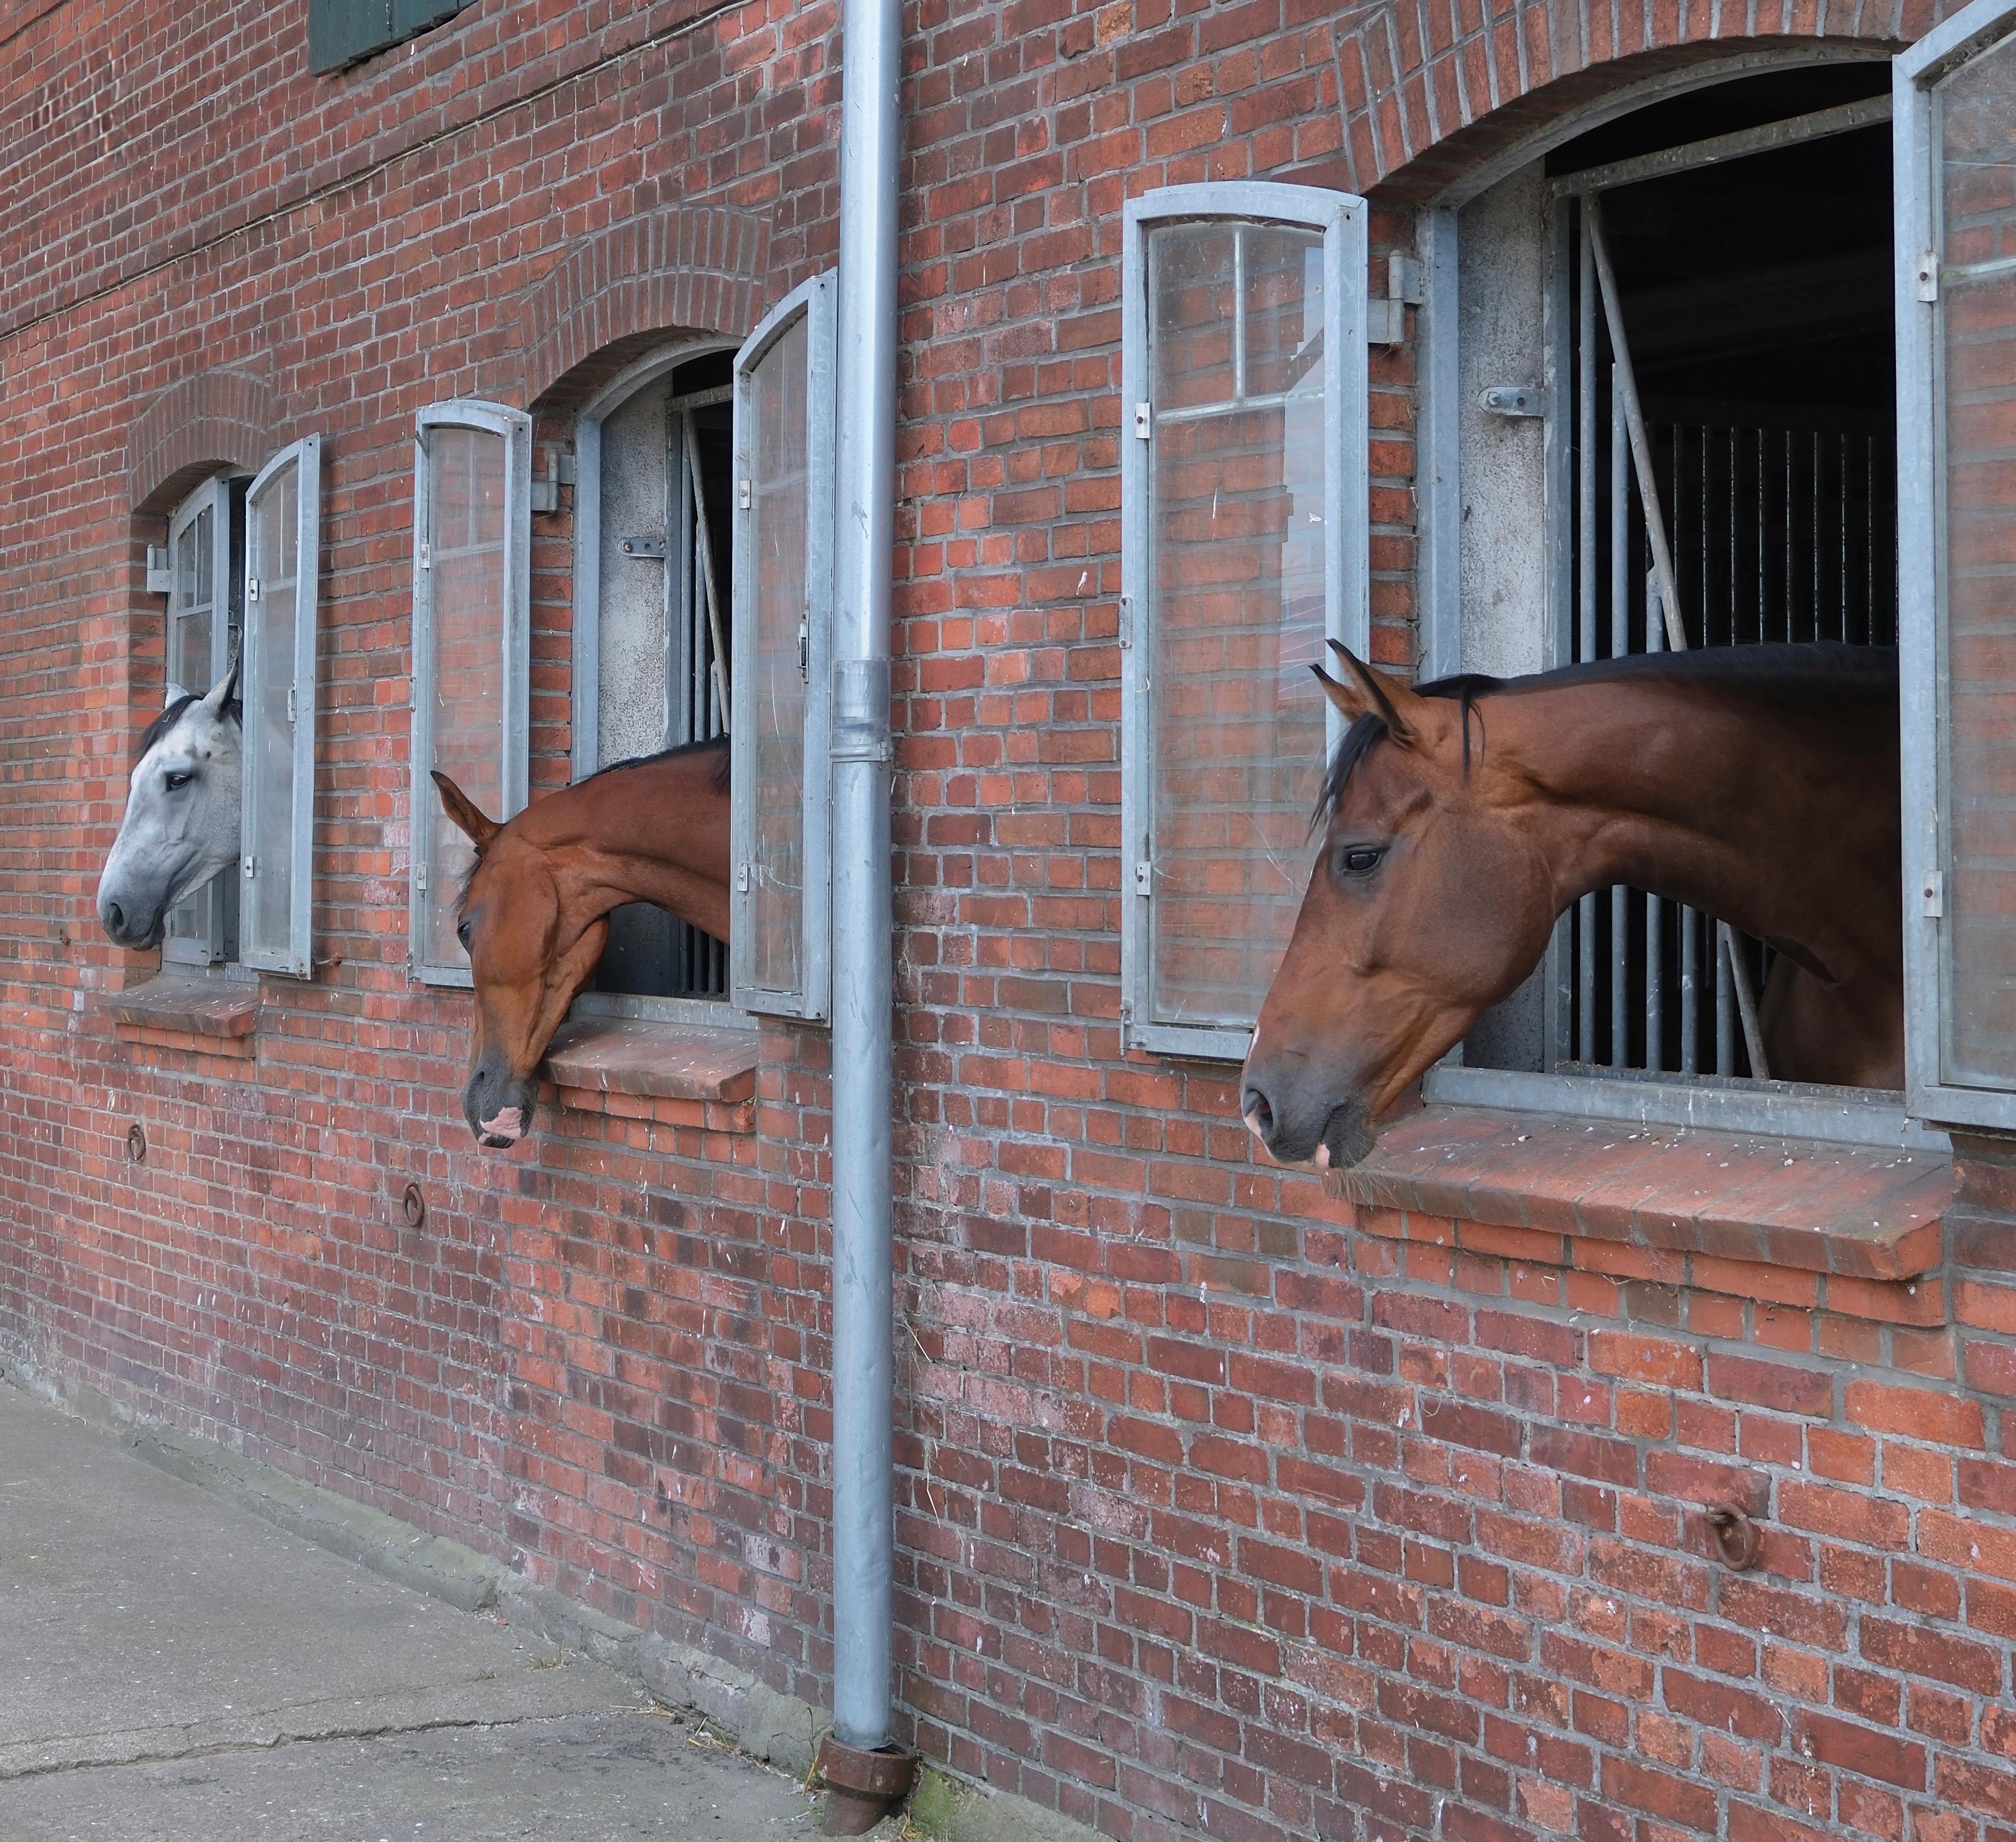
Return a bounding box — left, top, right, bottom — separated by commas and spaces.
1146, 219, 1327, 1029
167, 500, 218, 952
422, 425, 506, 970
747, 314, 811, 996
1940, 34, 2016, 1086
246, 463, 299, 958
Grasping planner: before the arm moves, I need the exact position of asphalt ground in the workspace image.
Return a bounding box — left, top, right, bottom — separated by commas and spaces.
0, 1376, 823, 1840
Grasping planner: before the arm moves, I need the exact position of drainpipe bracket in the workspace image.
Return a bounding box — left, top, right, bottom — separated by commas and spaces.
816, 1735, 918, 1835
831, 657, 892, 763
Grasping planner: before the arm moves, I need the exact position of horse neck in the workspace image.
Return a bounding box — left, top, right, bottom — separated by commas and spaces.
1484, 670, 1896, 966
516, 749, 731, 922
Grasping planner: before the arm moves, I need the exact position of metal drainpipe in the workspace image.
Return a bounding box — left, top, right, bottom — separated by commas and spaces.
815, 0, 910, 1826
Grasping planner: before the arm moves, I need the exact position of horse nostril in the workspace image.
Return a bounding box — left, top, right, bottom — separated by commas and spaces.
105, 901, 124, 935
1242, 1085, 1275, 1139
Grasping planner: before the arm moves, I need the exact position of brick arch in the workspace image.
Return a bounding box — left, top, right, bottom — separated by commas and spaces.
128, 366, 275, 513
1332, 6, 1947, 202
520, 205, 771, 409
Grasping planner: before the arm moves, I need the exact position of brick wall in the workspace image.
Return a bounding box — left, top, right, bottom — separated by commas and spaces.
7, 0, 2013, 1838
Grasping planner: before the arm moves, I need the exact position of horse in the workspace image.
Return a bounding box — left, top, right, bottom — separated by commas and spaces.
1240, 641, 1902, 1171
432, 735, 731, 1148
96, 664, 243, 950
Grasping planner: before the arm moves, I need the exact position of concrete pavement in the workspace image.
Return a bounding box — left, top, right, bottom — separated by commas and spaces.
0, 1375, 822, 1840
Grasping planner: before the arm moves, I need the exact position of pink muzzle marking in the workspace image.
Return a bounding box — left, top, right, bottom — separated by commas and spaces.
480, 1105, 525, 1143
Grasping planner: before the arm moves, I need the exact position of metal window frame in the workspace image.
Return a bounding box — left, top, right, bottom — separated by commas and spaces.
728, 272, 838, 1022
1895, 0, 2016, 1131
238, 437, 322, 978
410, 401, 531, 988
1415, 82, 1941, 1151
1120, 182, 1370, 1061
162, 474, 243, 967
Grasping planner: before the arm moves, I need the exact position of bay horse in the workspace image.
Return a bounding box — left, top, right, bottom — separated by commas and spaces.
432, 736, 730, 1148
1241, 642, 1902, 1171
97, 664, 243, 949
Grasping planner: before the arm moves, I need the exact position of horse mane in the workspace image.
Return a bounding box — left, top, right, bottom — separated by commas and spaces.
132, 689, 240, 766
584, 732, 731, 797
1314, 642, 1897, 828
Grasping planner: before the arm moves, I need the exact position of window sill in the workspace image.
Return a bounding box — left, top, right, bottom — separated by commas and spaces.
104, 976, 259, 1062
1331, 1105, 1951, 1285
541, 1018, 757, 1135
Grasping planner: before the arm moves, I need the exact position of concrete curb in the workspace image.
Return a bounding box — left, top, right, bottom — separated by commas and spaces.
2, 1355, 1104, 1842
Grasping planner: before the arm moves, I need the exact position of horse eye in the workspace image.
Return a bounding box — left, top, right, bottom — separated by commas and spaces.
457, 916, 472, 949
1335, 844, 1384, 878
164, 769, 194, 792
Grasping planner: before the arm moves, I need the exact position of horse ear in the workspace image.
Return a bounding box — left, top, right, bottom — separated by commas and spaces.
201, 647, 242, 719
432, 771, 499, 849
1318, 641, 1425, 745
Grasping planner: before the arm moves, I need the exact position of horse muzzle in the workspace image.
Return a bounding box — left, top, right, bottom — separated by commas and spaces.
1240, 1066, 1378, 1171
97, 892, 165, 950
464, 1065, 538, 1149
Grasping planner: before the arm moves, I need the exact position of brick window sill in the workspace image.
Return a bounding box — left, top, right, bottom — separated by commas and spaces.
104, 975, 259, 1062
1331, 1106, 1951, 1285
540, 1018, 757, 1135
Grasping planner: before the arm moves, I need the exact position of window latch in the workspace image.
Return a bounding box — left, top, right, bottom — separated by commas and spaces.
416, 863, 428, 893
1923, 870, 1944, 919
419, 540, 431, 571
1135, 861, 1152, 895
739, 478, 753, 511
247, 575, 261, 603
1917, 253, 1939, 303
799, 619, 810, 682
242, 855, 256, 880
1133, 402, 1151, 441
737, 863, 750, 893
286, 684, 297, 726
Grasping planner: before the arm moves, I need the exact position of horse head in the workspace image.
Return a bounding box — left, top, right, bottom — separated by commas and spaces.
433, 773, 611, 1149
97, 665, 243, 950
1241, 644, 1556, 1171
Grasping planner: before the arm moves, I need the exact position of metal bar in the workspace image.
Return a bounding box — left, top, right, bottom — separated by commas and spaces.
1577, 215, 1596, 1067
1610, 365, 1628, 1067
1681, 902, 1699, 1074
1579, 894, 1596, 1064
1717, 924, 1735, 1076
1587, 198, 1771, 1080
829, 0, 901, 1758
682, 407, 732, 726
1550, 93, 1892, 199
1646, 565, 1664, 1071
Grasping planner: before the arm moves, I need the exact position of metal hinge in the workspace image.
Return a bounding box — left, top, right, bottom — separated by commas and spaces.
1480, 385, 1545, 418
1118, 594, 1133, 651
247, 575, 261, 603
1364, 298, 1407, 345
145, 547, 173, 594
286, 684, 298, 726
1133, 402, 1151, 441
530, 445, 566, 512
1917, 253, 1939, 303
739, 478, 752, 510
1134, 861, 1152, 895
1923, 869, 1944, 918
1388, 254, 1423, 305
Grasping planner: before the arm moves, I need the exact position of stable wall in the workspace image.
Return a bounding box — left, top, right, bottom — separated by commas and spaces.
7, 1, 2016, 1839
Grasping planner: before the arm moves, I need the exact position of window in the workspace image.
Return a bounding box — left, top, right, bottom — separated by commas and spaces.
1898, 0, 2016, 1129
1408, 65, 1942, 1146
730, 273, 837, 1020
570, 348, 737, 1015
411, 403, 531, 987
1120, 183, 1370, 1060
162, 474, 245, 966
240, 439, 322, 977
308, 0, 472, 74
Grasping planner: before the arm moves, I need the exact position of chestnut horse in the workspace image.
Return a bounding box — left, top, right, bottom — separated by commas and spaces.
1241, 642, 1901, 1171
432, 736, 730, 1147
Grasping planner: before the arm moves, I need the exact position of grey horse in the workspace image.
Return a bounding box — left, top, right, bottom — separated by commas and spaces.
96, 663, 242, 950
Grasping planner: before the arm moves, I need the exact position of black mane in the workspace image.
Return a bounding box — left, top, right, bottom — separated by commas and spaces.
1315, 642, 1897, 829
132, 689, 240, 765
584, 732, 731, 797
